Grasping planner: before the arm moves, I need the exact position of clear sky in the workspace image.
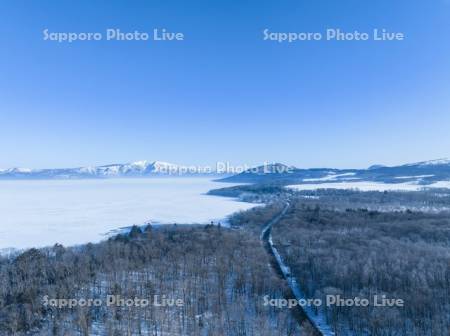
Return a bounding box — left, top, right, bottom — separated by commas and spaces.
1, 0, 449, 169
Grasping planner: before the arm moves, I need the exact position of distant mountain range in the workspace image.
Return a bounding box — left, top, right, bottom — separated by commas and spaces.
0, 161, 219, 179
1, 159, 450, 185
218, 159, 450, 186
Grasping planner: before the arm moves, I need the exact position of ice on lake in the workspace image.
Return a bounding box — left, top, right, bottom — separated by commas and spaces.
0, 178, 254, 250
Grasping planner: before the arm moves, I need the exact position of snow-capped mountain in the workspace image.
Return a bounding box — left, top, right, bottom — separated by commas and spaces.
2, 158, 450, 182
0, 161, 218, 179
219, 158, 450, 185
403, 158, 450, 167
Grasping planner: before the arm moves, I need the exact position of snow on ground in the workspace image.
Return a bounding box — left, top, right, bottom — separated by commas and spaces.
0, 178, 254, 250
394, 175, 434, 179
268, 236, 335, 336
288, 180, 450, 192
428, 181, 450, 188
303, 172, 356, 182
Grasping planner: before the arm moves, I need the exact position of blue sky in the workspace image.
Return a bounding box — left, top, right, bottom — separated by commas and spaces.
1, 0, 449, 169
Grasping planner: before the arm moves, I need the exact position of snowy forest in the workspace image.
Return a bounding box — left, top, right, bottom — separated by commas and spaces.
1, 187, 449, 335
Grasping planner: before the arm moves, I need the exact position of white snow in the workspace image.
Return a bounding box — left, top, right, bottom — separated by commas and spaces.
303, 172, 356, 182
0, 178, 254, 250
276, 251, 335, 336
429, 181, 450, 188
151, 161, 180, 173
130, 160, 151, 169
288, 181, 432, 192
6, 167, 34, 173
78, 166, 97, 174
394, 175, 434, 179
263, 205, 335, 336
0, 160, 215, 178
404, 158, 450, 166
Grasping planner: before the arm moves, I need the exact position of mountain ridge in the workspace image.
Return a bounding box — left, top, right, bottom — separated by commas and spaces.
0, 160, 219, 179
1, 158, 450, 183
218, 158, 450, 185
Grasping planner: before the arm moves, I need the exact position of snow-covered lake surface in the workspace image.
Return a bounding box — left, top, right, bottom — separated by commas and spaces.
0, 178, 254, 250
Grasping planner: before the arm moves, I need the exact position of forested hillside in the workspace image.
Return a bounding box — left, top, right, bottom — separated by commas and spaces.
271, 203, 450, 335
2, 187, 449, 336
0, 225, 314, 336
228, 191, 450, 336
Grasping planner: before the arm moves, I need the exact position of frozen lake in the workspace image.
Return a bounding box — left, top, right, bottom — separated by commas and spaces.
0, 178, 254, 250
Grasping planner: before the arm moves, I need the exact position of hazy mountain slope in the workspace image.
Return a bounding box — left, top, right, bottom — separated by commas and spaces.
0, 161, 217, 179
219, 159, 450, 185
1, 159, 450, 183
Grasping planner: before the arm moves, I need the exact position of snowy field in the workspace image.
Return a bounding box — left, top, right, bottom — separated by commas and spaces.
0, 178, 254, 250
288, 180, 450, 192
